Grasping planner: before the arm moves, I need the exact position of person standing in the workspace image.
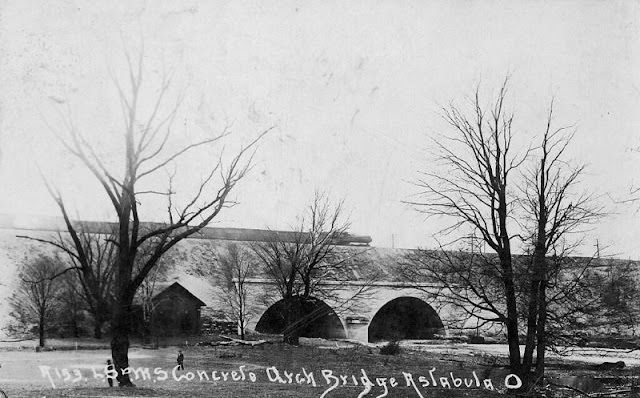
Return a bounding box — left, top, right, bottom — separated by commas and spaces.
177, 350, 184, 370
106, 359, 115, 387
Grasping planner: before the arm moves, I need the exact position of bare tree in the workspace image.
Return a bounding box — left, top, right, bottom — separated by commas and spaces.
252, 191, 371, 344
597, 261, 640, 336
56, 271, 89, 338
405, 80, 603, 387
519, 101, 602, 382
406, 79, 526, 374
214, 243, 255, 339
9, 255, 64, 347
39, 48, 269, 386
20, 225, 117, 339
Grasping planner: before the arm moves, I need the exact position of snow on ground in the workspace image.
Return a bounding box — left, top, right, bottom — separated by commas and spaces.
404, 342, 640, 366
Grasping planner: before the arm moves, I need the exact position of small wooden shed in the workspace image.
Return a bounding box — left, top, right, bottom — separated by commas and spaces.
151, 282, 207, 336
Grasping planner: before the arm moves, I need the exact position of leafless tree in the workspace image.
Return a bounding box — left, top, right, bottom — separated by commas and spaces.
19, 225, 117, 339
38, 48, 269, 386
519, 101, 602, 382
56, 271, 89, 338
405, 80, 602, 386
214, 243, 256, 339
406, 78, 526, 374
252, 191, 371, 344
9, 255, 65, 347
596, 261, 640, 336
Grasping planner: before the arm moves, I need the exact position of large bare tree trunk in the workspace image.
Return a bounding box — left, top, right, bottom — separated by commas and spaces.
39, 314, 45, 348
523, 245, 547, 386
499, 186, 522, 375
522, 282, 538, 375
523, 219, 547, 384
535, 270, 548, 380
111, 293, 134, 386
238, 304, 246, 340
283, 298, 301, 345
523, 156, 549, 387
501, 253, 522, 374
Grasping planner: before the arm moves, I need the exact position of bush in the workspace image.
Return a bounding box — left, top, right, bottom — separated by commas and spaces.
379, 341, 401, 355
468, 335, 485, 344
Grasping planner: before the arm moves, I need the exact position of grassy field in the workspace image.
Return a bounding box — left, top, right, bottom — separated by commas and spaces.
0, 340, 519, 398
0, 339, 636, 397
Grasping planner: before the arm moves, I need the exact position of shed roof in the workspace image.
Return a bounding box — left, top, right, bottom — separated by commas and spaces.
153, 282, 207, 307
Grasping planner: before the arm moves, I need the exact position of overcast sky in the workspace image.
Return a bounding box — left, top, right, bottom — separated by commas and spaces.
1, 0, 639, 257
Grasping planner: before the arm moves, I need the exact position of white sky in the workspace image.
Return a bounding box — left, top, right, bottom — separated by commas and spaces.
0, 0, 639, 257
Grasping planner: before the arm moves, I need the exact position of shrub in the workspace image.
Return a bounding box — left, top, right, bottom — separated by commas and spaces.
468, 335, 485, 344
380, 341, 401, 355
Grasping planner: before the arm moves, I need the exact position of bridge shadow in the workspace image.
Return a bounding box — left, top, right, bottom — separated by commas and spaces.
368, 296, 444, 342
255, 297, 347, 339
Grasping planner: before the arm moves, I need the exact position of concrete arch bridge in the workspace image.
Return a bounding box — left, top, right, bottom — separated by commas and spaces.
0, 216, 462, 343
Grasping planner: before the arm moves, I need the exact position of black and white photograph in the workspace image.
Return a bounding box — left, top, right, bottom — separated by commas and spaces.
0, 1, 639, 397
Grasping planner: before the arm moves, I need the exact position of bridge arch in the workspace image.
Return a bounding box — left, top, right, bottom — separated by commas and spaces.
368, 296, 444, 342
255, 296, 347, 339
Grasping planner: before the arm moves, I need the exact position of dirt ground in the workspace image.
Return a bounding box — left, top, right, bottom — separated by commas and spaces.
0, 339, 637, 397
